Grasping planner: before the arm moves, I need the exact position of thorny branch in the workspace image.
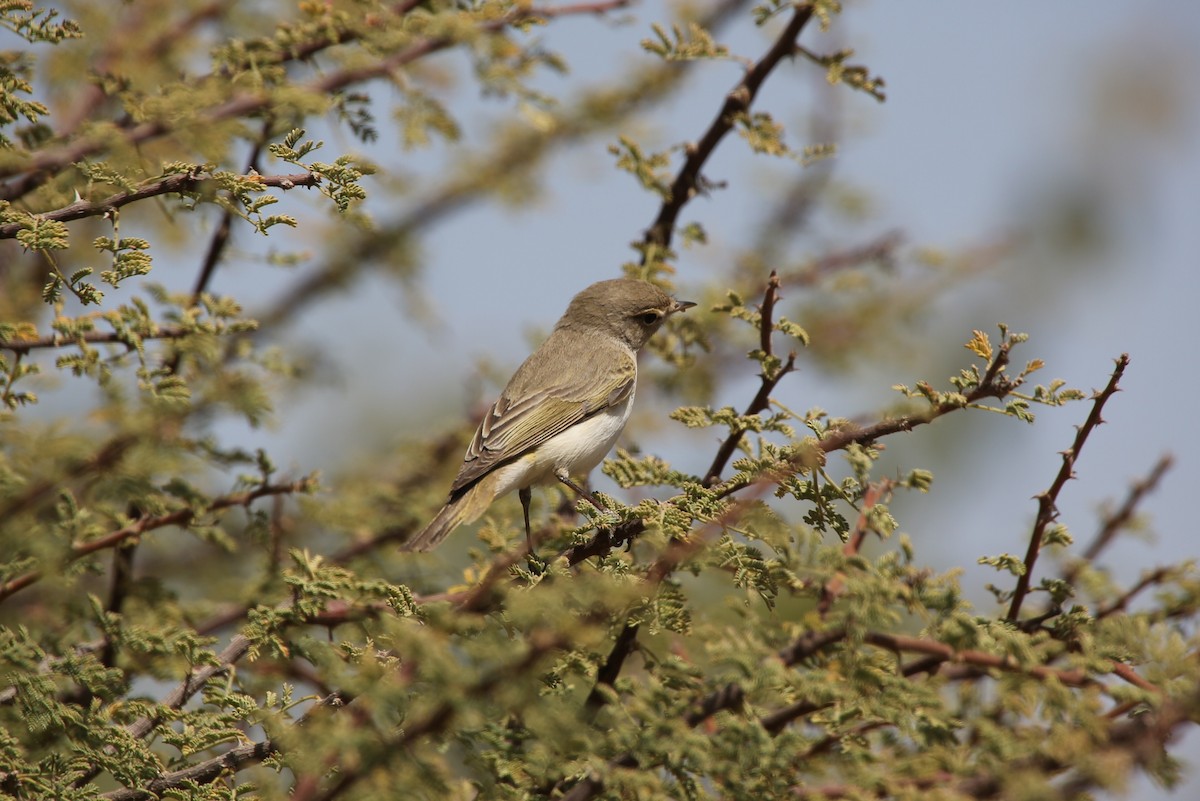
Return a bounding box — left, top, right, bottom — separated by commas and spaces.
640, 4, 816, 259
564, 326, 1023, 565
812, 339, 1017, 459
584, 621, 640, 711
1007, 353, 1130, 622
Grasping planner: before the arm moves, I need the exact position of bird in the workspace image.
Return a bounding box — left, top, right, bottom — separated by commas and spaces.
404, 277, 695, 552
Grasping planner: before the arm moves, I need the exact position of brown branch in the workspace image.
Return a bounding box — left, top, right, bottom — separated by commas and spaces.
0, 477, 314, 603
703, 272, 798, 485
101, 740, 277, 801
763, 630, 1160, 740
189, 134, 272, 304
707, 333, 1019, 505
863, 632, 1093, 687
161, 128, 274, 376
1095, 566, 1179, 621
1109, 661, 1160, 695
99, 540, 137, 670
0, 171, 317, 239
0, 1, 634, 201
813, 343, 1015, 458
1006, 353, 1130, 622
99, 691, 350, 800
584, 622, 640, 711
641, 4, 816, 257
1, 324, 193, 354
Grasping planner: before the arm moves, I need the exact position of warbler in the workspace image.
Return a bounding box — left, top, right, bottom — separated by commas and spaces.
405, 278, 695, 552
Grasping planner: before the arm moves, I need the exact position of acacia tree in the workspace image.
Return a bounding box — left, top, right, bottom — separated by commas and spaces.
0, 2, 1193, 800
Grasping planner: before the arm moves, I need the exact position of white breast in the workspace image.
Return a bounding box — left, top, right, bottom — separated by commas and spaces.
490, 388, 635, 499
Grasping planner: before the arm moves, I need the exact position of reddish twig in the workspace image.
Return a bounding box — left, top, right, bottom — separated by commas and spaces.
1006, 354, 1129, 622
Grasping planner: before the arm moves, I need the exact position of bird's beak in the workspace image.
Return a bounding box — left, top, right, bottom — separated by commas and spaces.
671, 299, 697, 314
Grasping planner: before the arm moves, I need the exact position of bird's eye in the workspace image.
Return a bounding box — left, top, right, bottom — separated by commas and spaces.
639, 311, 662, 326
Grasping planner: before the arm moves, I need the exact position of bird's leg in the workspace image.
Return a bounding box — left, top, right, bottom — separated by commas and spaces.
518, 486, 533, 550
554, 468, 607, 511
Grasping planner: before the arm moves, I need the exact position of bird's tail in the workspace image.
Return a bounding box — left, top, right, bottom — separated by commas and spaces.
404, 477, 496, 552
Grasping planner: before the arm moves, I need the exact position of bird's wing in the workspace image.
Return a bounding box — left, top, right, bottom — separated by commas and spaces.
450, 335, 635, 494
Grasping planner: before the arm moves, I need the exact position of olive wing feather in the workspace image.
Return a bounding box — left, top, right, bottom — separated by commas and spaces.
450, 334, 635, 494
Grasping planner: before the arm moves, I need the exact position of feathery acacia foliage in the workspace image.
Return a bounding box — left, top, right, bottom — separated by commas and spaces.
0, 2, 1193, 800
